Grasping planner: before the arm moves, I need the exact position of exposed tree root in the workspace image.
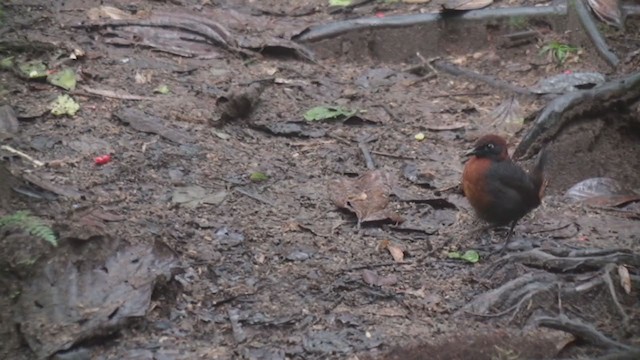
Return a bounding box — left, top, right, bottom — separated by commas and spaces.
460, 246, 640, 356
536, 314, 632, 351
514, 71, 640, 159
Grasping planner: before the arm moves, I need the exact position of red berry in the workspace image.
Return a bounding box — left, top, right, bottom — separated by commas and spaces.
94, 154, 112, 165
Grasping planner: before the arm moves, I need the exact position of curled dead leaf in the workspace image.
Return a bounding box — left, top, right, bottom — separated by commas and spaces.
328, 170, 404, 227
618, 265, 631, 294
442, 0, 493, 11
587, 0, 623, 29
387, 243, 405, 262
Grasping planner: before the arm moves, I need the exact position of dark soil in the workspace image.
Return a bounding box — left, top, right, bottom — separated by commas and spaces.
1, 0, 640, 359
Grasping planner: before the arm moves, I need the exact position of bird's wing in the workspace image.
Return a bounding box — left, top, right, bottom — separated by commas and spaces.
488, 161, 538, 202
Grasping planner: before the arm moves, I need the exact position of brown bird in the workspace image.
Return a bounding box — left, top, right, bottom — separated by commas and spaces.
462, 134, 547, 251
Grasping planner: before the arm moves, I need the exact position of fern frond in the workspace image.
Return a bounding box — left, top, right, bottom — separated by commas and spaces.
0, 211, 58, 246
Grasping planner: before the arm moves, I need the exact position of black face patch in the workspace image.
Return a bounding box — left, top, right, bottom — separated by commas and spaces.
473, 142, 504, 159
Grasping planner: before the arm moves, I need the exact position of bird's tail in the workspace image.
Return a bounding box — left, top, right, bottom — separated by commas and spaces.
531, 147, 548, 199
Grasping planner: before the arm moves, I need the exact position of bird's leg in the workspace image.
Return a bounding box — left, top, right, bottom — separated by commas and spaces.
498, 220, 518, 254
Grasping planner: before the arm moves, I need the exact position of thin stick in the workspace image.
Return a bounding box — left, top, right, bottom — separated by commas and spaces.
0, 145, 44, 167
371, 151, 418, 161
234, 188, 274, 207
358, 141, 376, 170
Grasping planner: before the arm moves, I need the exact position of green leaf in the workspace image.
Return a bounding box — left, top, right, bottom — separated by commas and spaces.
448, 250, 480, 263
304, 106, 356, 121
460, 250, 480, 263
19, 60, 47, 79
51, 94, 80, 116
329, 0, 352, 6
47, 68, 76, 90
0, 211, 57, 246
153, 84, 170, 94
0, 56, 14, 70
249, 172, 269, 182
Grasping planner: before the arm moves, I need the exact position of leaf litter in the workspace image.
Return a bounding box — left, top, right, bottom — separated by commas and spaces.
328, 170, 404, 227
15, 238, 177, 358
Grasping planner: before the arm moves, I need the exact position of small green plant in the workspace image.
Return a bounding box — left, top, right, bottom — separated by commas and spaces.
540, 41, 578, 65
492, 346, 520, 360
0, 211, 57, 246
508, 16, 528, 30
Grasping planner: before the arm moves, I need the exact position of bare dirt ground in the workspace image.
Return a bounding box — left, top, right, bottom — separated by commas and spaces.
1, 0, 640, 359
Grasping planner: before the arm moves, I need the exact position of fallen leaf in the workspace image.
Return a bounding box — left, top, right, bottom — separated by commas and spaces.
361, 269, 398, 286
425, 122, 469, 131
448, 250, 480, 263
565, 177, 640, 207
87, 5, 137, 20
328, 170, 404, 227
0, 56, 14, 69
172, 186, 227, 208
249, 172, 269, 182
587, 0, 623, 28
47, 68, 77, 90
51, 95, 80, 116
362, 269, 379, 286
329, 0, 352, 6
442, 0, 493, 11
490, 96, 523, 132
618, 265, 631, 294
16, 239, 177, 358
304, 106, 356, 122
387, 243, 405, 262
153, 84, 170, 94
19, 60, 47, 79
114, 107, 190, 144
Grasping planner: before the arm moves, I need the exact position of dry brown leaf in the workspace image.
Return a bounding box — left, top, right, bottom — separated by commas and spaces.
377, 239, 390, 252
425, 121, 469, 131
87, 6, 137, 21
387, 243, 405, 262
618, 265, 631, 294
362, 269, 379, 286
328, 170, 404, 226
403, 0, 431, 3
442, 0, 493, 11
490, 96, 523, 132
587, 0, 623, 28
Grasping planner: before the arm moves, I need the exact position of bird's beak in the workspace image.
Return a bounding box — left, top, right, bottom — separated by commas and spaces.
464, 148, 478, 157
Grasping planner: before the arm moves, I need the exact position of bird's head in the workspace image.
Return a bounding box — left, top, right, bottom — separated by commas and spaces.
464, 134, 510, 161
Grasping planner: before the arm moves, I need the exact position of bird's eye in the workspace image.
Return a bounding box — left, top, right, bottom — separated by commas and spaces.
486, 143, 495, 150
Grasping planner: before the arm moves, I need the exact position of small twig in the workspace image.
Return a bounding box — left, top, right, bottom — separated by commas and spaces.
416, 52, 439, 74
76, 86, 155, 101
327, 133, 352, 146
406, 73, 437, 86
342, 261, 410, 272
428, 92, 492, 98
234, 187, 275, 207
370, 150, 418, 161
358, 141, 376, 170
435, 183, 460, 193
432, 59, 534, 97
0, 145, 45, 167
530, 222, 572, 234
